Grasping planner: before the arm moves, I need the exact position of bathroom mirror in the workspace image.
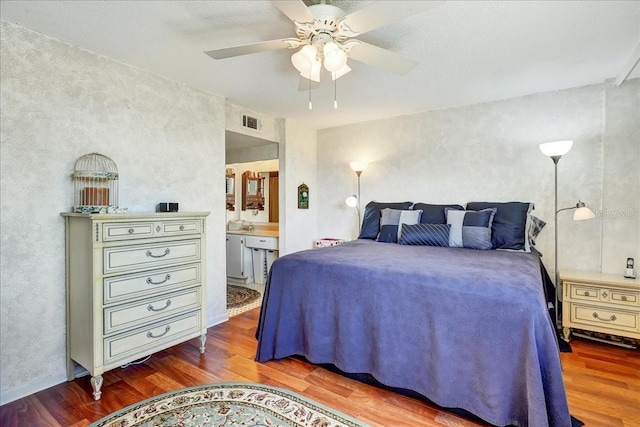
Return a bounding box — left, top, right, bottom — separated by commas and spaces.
225, 173, 235, 211
242, 171, 264, 210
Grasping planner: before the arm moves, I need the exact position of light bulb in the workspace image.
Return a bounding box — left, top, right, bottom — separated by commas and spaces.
345, 195, 358, 207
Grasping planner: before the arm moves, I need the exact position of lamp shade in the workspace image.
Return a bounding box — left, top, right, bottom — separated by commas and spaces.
291, 44, 318, 74
349, 161, 368, 173
323, 42, 348, 72
345, 195, 358, 207
331, 63, 352, 80
299, 58, 322, 83
539, 140, 573, 157
573, 202, 596, 220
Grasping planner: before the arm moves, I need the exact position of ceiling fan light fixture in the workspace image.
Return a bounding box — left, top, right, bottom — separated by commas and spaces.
323, 41, 348, 72
291, 44, 318, 74
300, 58, 322, 83
332, 63, 351, 80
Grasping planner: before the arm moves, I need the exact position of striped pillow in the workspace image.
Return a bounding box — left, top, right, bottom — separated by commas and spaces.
399, 223, 451, 247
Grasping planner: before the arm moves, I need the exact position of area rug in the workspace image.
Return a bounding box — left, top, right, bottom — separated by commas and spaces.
227, 284, 261, 309
89, 382, 369, 427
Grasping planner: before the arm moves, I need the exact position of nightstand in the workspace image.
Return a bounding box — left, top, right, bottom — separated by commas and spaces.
561, 269, 639, 348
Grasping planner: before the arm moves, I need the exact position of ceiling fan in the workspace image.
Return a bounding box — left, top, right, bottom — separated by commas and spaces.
205, 0, 443, 88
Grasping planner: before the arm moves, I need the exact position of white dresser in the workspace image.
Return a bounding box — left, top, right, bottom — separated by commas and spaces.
61, 212, 209, 400
561, 269, 639, 346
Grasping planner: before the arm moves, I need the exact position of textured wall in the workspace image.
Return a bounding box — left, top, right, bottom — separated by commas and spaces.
317, 81, 639, 277
0, 21, 227, 403
602, 79, 640, 274
281, 120, 318, 255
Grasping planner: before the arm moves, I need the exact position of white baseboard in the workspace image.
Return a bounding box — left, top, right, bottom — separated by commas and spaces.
2, 313, 230, 406
0, 372, 67, 406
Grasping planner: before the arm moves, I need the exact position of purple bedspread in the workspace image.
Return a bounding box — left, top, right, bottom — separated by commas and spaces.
256, 240, 571, 427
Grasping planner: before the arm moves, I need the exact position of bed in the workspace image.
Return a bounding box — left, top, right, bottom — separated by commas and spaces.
255, 203, 572, 427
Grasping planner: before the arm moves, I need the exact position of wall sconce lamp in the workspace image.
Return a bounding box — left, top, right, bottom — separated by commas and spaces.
345, 161, 368, 230
540, 141, 595, 332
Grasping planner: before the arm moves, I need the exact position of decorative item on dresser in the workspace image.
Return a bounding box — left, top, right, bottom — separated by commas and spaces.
561, 269, 639, 348
60, 212, 210, 400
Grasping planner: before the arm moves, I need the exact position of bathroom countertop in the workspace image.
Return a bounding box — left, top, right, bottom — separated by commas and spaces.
226, 229, 279, 238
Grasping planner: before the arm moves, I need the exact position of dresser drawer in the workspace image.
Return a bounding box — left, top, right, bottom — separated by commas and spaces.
103, 222, 155, 242
570, 304, 638, 333
103, 240, 201, 274
104, 311, 202, 365
104, 264, 200, 304
161, 220, 202, 236
104, 287, 201, 335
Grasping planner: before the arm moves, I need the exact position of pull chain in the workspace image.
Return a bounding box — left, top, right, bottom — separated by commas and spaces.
308, 77, 312, 110
333, 72, 338, 109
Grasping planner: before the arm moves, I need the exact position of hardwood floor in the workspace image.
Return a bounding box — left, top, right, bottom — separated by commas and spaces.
2, 307, 639, 427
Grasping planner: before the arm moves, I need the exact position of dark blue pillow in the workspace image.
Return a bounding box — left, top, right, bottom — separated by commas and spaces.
412, 203, 464, 224
358, 201, 413, 239
377, 225, 399, 243
466, 202, 533, 251
399, 223, 451, 246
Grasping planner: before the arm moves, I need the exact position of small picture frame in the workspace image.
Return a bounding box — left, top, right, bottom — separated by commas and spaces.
298, 183, 309, 209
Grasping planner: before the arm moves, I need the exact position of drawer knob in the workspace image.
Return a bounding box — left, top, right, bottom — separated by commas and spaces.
147, 325, 171, 339
602, 291, 608, 298
622, 295, 628, 301
147, 299, 172, 312
146, 274, 171, 285
146, 248, 170, 258
592, 312, 617, 322
128, 228, 134, 234
584, 291, 590, 297
156, 225, 161, 232
179, 225, 185, 231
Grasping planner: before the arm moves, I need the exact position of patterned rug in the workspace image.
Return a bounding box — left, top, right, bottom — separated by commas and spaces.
227, 284, 261, 309
89, 382, 370, 427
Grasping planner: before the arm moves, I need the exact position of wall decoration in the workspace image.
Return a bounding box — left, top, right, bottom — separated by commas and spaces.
298, 183, 309, 209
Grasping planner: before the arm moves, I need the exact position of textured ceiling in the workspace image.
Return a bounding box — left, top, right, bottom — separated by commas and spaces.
1, 0, 639, 130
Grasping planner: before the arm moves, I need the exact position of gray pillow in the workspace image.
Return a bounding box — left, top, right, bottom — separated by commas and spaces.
446, 208, 497, 250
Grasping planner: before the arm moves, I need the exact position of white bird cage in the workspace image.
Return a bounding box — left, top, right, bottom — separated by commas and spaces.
72, 153, 119, 213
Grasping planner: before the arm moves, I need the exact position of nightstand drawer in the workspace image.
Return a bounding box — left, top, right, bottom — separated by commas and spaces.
104, 287, 201, 335
610, 290, 639, 307
103, 240, 201, 274
569, 284, 600, 302
571, 304, 638, 333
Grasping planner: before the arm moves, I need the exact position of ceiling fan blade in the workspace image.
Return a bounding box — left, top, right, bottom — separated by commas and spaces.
205, 39, 292, 59
298, 76, 321, 92
347, 41, 418, 75
271, 0, 314, 23
341, 1, 444, 35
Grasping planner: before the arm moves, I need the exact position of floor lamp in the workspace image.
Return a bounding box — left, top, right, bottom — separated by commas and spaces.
539, 141, 595, 332
345, 161, 368, 231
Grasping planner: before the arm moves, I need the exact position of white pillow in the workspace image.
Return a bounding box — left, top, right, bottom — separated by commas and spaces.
397, 210, 422, 241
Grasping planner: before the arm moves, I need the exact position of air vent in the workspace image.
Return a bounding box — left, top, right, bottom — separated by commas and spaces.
241, 114, 262, 131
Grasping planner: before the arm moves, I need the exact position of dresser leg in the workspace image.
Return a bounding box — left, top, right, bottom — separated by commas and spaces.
562, 327, 572, 342
91, 375, 103, 400
199, 334, 207, 354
